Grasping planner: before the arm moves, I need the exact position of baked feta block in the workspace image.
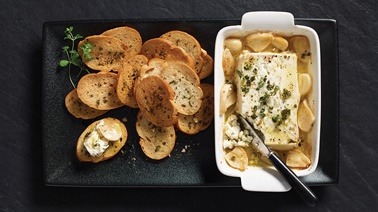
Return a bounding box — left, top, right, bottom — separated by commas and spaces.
235, 52, 300, 150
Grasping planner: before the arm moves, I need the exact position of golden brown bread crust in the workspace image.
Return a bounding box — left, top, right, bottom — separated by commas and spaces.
176, 83, 214, 134
140, 38, 195, 69
65, 89, 108, 119
160, 30, 203, 74
76, 117, 128, 163
126, 54, 149, 70
134, 75, 178, 127
116, 55, 148, 108
101, 26, 142, 57
78, 35, 131, 72
198, 49, 214, 80
136, 111, 176, 160
77, 72, 124, 110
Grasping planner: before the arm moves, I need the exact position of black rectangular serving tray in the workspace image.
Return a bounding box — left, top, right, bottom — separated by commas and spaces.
42, 19, 339, 187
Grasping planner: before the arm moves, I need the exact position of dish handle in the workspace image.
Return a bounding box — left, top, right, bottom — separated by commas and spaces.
240, 168, 292, 192
241, 11, 295, 31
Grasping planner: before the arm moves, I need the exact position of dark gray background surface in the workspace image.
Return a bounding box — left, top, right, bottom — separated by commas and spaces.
1, 0, 377, 211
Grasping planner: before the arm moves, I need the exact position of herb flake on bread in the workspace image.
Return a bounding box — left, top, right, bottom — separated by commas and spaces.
101, 26, 142, 57
176, 83, 214, 134
78, 35, 131, 72
140, 38, 195, 69
134, 75, 178, 127
77, 72, 124, 110
160, 30, 203, 74
116, 55, 148, 108
136, 111, 176, 160
65, 88, 108, 119
161, 61, 203, 115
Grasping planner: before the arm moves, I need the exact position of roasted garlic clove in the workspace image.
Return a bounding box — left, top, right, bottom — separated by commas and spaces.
289, 36, 311, 62
224, 38, 243, 55
298, 99, 315, 132
286, 149, 311, 168
245, 32, 273, 52
225, 146, 248, 171
97, 119, 123, 141
298, 73, 312, 97
219, 83, 236, 115
271, 36, 289, 51
222, 48, 235, 76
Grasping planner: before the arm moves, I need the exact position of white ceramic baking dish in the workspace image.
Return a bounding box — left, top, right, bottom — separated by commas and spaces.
214, 11, 321, 192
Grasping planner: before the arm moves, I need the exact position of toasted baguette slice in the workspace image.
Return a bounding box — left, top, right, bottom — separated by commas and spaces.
136, 111, 176, 160
176, 83, 214, 134
116, 55, 148, 108
198, 49, 214, 79
140, 38, 194, 69
78, 35, 131, 72
161, 61, 203, 115
77, 72, 124, 110
160, 30, 203, 74
76, 117, 127, 163
65, 89, 108, 119
126, 54, 149, 70
134, 58, 168, 95
139, 58, 168, 78
101, 26, 142, 57
134, 75, 178, 127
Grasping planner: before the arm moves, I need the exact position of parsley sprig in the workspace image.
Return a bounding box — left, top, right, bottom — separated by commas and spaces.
59, 26, 93, 88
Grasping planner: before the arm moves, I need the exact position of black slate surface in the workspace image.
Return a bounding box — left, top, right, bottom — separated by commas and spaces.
1, 0, 378, 211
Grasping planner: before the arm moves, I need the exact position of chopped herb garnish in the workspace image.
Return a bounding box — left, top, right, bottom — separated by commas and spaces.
244, 63, 252, 70
270, 85, 280, 96
237, 70, 243, 78
241, 86, 250, 93
257, 76, 267, 90
266, 83, 274, 90
260, 107, 266, 118
272, 114, 283, 126
259, 92, 270, 105
282, 88, 291, 100
272, 114, 280, 122
281, 109, 291, 121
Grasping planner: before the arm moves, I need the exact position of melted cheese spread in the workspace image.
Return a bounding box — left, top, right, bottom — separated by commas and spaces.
83, 120, 109, 157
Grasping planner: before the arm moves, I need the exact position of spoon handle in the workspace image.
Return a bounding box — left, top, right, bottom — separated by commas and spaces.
269, 152, 318, 207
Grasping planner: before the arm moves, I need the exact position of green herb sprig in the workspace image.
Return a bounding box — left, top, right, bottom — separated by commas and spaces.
59, 26, 93, 88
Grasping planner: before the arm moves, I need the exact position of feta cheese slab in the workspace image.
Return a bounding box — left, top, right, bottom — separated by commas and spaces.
235, 52, 300, 150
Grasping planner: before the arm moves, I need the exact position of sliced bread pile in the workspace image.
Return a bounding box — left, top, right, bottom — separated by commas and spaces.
65, 26, 214, 161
